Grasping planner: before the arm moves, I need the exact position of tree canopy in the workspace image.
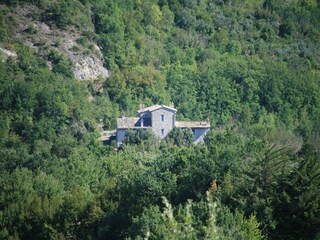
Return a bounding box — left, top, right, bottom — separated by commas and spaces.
0, 0, 320, 239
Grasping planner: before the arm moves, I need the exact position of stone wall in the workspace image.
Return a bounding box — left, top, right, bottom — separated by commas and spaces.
116, 106, 209, 146
151, 108, 175, 139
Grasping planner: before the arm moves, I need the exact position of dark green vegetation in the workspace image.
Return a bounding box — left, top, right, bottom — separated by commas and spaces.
1, 0, 320, 239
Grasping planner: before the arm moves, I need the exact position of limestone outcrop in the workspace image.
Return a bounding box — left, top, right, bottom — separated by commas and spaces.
1, 4, 109, 80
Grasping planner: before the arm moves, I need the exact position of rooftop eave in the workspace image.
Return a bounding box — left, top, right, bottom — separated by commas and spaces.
117, 126, 150, 129
175, 121, 211, 129
138, 105, 177, 114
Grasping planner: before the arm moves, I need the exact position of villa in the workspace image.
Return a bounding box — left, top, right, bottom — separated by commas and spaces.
116, 103, 210, 146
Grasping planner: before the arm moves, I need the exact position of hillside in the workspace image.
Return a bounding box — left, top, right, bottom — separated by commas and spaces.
0, 0, 320, 239
0, 3, 108, 80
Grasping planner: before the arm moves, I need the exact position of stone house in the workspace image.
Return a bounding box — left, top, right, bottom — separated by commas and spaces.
116, 103, 210, 146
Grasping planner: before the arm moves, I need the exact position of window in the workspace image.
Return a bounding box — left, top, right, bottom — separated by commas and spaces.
161, 114, 164, 121
161, 129, 164, 135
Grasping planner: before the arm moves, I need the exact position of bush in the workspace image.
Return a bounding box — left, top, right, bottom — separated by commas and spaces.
166, 127, 194, 146
123, 128, 158, 149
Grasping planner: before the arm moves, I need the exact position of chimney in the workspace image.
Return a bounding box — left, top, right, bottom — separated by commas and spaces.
139, 103, 144, 111
169, 102, 174, 108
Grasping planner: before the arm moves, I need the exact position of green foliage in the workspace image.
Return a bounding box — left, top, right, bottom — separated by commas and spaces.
131, 192, 220, 240
218, 207, 264, 240
272, 153, 320, 239
0, 8, 9, 42
166, 127, 194, 146
44, 0, 92, 29
123, 128, 159, 150
52, 56, 74, 78
1, 0, 320, 239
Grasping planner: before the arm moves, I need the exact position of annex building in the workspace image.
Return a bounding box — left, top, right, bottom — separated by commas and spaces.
116, 103, 210, 146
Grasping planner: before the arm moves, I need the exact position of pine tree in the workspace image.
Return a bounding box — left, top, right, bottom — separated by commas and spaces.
272, 155, 320, 239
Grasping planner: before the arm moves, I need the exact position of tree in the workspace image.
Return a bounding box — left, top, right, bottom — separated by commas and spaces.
123, 128, 158, 150
218, 207, 264, 240
272, 155, 320, 240
166, 127, 193, 146
130, 191, 220, 240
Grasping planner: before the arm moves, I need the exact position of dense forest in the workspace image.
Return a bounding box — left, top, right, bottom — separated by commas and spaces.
0, 0, 320, 239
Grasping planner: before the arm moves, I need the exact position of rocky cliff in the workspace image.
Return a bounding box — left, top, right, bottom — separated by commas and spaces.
0, 4, 109, 80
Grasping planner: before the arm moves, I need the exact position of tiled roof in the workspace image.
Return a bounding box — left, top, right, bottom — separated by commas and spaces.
175, 121, 210, 128
138, 104, 177, 114
116, 117, 140, 129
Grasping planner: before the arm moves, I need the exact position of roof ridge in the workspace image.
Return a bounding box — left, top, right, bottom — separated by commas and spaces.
138, 104, 177, 113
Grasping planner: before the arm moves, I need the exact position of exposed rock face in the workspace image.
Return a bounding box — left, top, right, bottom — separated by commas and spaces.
74, 55, 109, 80
2, 4, 109, 80
0, 46, 17, 59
